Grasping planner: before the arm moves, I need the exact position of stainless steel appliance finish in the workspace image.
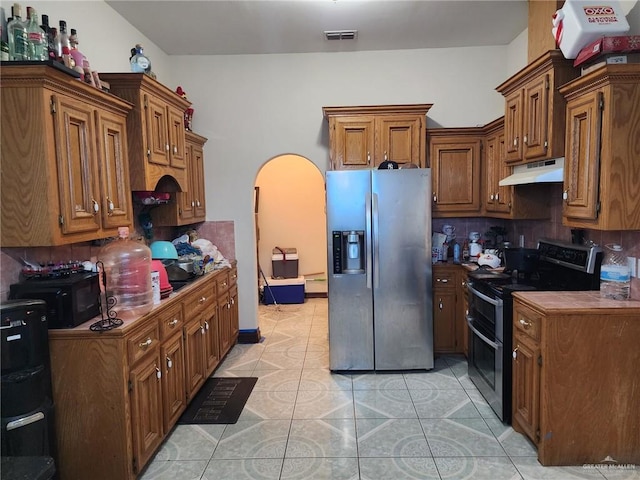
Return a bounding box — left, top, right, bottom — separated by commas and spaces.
326, 169, 433, 371
466, 239, 602, 423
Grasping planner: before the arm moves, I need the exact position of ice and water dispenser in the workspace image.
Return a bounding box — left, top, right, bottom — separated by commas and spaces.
332, 230, 365, 274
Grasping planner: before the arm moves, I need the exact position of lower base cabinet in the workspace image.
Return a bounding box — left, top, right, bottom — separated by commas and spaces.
433, 264, 468, 355
511, 293, 640, 466
48, 265, 239, 480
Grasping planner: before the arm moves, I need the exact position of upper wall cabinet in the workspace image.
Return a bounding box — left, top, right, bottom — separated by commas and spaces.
323, 105, 432, 169
428, 127, 483, 217
496, 51, 579, 165
100, 73, 191, 192
482, 117, 551, 220
1, 65, 133, 247
559, 65, 640, 231
152, 131, 208, 226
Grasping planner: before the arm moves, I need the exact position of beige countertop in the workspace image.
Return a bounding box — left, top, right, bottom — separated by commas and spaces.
512, 290, 640, 313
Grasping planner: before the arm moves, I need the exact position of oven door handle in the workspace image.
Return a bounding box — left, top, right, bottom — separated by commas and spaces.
468, 284, 503, 307
466, 316, 500, 350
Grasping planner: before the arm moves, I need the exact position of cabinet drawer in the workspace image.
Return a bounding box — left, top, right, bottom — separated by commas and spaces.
513, 304, 541, 342
433, 270, 456, 288
128, 321, 160, 365
228, 267, 237, 288
158, 302, 184, 341
183, 283, 216, 320
216, 270, 231, 295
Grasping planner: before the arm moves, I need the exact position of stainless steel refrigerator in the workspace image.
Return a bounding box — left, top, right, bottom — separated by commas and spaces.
326, 168, 433, 371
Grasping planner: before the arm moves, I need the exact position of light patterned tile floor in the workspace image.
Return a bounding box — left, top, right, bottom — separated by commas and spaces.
141, 298, 639, 480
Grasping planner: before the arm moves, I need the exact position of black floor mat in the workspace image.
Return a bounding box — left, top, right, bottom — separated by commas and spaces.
177, 377, 257, 424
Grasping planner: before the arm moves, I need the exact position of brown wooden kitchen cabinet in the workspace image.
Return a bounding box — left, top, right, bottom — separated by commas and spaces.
428, 127, 482, 217
511, 292, 640, 466
433, 264, 465, 355
323, 105, 432, 169
482, 117, 551, 220
152, 131, 208, 226
183, 274, 219, 401
0, 64, 133, 246
99, 73, 191, 192
457, 268, 469, 358
48, 266, 237, 480
496, 50, 579, 165
559, 65, 640, 230
217, 265, 239, 358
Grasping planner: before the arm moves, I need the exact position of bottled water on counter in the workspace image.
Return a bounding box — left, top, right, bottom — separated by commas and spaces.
100, 227, 154, 316
600, 244, 630, 300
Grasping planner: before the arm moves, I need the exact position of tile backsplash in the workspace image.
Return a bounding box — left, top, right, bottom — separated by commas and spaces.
0, 221, 236, 301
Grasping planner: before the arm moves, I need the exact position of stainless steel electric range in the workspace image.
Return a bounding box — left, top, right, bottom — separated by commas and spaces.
465, 239, 603, 423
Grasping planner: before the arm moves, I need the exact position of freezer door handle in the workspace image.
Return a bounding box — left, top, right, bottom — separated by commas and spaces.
372, 192, 379, 289
365, 192, 372, 289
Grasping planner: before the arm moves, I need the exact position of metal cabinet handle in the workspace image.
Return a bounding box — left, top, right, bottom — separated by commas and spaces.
513, 137, 518, 147
199, 296, 206, 304
169, 318, 179, 327
513, 346, 519, 359
173, 145, 178, 154
106, 197, 114, 215
563, 190, 569, 201
231, 298, 235, 306
495, 193, 499, 201
519, 318, 532, 329
436, 278, 448, 283
433, 194, 437, 203
523, 134, 528, 145
367, 152, 371, 165
204, 321, 209, 331
438, 298, 443, 310
156, 366, 161, 379
222, 281, 227, 287
166, 356, 173, 369
165, 143, 170, 152
384, 151, 388, 161
196, 200, 200, 207
92, 198, 99, 214
139, 338, 152, 348
232, 274, 237, 279
490, 194, 495, 201
200, 325, 205, 335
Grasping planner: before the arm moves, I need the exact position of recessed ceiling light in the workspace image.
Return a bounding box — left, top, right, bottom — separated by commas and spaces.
324, 30, 358, 41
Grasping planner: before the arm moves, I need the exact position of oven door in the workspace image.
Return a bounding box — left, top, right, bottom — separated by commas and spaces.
466, 284, 505, 421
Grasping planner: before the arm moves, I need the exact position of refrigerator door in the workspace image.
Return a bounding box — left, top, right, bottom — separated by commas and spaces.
372, 169, 433, 370
326, 170, 374, 370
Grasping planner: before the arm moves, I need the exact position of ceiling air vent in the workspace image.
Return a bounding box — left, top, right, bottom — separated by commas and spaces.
324, 30, 358, 41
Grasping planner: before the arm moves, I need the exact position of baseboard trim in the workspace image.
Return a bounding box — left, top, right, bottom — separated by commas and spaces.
238, 328, 262, 344
305, 292, 328, 298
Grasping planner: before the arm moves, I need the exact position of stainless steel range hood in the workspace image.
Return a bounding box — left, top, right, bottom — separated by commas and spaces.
499, 158, 564, 186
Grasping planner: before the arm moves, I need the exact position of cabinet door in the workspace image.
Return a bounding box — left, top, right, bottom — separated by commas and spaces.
161, 332, 186, 431
331, 116, 375, 169
204, 307, 221, 375
431, 139, 482, 215
144, 93, 170, 166
523, 74, 550, 160
129, 354, 164, 472
51, 94, 102, 235
457, 271, 469, 357
563, 90, 602, 221
230, 285, 239, 344
179, 144, 196, 222
95, 109, 133, 230
433, 289, 457, 353
192, 142, 206, 220
184, 318, 206, 401
512, 334, 540, 445
218, 292, 232, 357
376, 115, 423, 167
485, 132, 511, 215
168, 105, 187, 169
504, 90, 523, 164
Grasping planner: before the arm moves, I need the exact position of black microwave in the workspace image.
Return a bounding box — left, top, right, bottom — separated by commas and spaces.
9, 272, 101, 329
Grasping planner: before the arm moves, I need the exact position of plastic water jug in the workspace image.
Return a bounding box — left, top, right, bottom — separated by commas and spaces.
600, 244, 630, 300
100, 227, 154, 316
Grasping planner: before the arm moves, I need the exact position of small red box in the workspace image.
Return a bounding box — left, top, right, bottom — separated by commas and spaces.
574, 35, 640, 67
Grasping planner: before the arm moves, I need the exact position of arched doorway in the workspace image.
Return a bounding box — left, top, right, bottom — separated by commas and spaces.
254, 154, 327, 300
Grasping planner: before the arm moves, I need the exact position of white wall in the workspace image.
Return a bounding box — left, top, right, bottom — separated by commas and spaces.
11, 1, 172, 80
